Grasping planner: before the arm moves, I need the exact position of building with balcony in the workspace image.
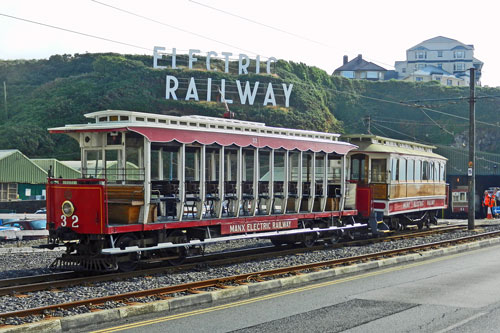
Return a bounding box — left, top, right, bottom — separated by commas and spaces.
394, 36, 483, 86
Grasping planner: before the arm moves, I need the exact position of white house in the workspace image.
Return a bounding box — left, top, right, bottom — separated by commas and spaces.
395, 36, 483, 86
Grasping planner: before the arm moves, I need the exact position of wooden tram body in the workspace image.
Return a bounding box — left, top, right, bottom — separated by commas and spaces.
45, 110, 364, 271
342, 135, 448, 229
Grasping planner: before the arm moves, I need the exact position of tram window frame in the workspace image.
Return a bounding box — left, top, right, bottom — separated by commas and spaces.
391, 158, 399, 181
415, 160, 422, 181
399, 158, 407, 182
407, 159, 415, 182
422, 161, 429, 181
371, 158, 387, 183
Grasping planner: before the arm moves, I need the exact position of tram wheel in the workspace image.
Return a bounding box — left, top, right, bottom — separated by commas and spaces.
165, 230, 189, 266
115, 233, 140, 272
302, 232, 318, 248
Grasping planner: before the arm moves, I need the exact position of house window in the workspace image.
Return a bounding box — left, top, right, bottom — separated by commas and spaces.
438, 51, 443, 57
402, 68, 406, 73
366, 71, 378, 79
416, 77, 424, 82
417, 63, 425, 70
447, 79, 453, 86
454, 51, 465, 59
416, 51, 426, 59
341, 71, 354, 78
434, 76, 441, 82
454, 63, 465, 71
437, 63, 443, 69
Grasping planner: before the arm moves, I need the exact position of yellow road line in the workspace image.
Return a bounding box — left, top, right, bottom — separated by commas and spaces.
91, 244, 498, 333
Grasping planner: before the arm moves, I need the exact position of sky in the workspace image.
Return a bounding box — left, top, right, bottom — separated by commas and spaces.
1, 0, 499, 87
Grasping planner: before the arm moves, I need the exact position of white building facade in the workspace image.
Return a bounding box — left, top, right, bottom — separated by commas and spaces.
395, 36, 483, 86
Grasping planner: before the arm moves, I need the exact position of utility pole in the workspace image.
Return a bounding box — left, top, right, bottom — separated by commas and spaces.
364, 115, 372, 134
2, 81, 6, 120
468, 68, 475, 230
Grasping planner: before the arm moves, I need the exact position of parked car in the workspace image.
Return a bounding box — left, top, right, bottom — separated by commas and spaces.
35, 208, 46, 214
2, 219, 46, 230
0, 225, 21, 240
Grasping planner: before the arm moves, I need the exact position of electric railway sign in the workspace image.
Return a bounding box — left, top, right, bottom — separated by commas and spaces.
153, 46, 293, 107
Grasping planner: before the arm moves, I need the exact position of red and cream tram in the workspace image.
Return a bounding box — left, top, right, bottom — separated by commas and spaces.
342, 135, 448, 230
45, 110, 365, 271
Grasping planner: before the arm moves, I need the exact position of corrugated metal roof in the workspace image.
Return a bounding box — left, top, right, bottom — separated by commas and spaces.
0, 150, 48, 183
31, 159, 81, 179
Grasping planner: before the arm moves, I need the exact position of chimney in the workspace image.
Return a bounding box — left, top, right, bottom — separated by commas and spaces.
357, 54, 362, 60
343, 55, 348, 65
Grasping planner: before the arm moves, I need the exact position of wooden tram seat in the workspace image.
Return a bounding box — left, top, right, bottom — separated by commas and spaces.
315, 183, 323, 197
223, 181, 237, 216
185, 181, 201, 218
302, 182, 311, 198
257, 181, 270, 214
241, 181, 254, 215
205, 181, 220, 217
151, 180, 180, 218
106, 185, 145, 224
272, 181, 284, 214
288, 181, 298, 198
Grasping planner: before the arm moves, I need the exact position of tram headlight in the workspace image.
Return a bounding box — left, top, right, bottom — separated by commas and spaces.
62, 200, 75, 217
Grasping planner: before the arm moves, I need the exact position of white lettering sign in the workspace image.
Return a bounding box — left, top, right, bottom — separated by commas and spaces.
154, 46, 292, 107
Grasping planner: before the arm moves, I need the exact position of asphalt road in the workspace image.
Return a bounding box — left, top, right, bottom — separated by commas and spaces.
88, 243, 500, 333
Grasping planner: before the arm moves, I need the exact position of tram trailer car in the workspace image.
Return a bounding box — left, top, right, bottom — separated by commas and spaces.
44, 110, 369, 271
341, 135, 448, 230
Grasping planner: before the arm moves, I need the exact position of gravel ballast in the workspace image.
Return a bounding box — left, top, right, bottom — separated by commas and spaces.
0, 222, 499, 325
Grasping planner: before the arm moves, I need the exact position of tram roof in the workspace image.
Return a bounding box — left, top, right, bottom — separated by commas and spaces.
341, 134, 447, 160
49, 110, 357, 155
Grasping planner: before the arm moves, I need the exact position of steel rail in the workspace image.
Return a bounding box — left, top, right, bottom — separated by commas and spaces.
0, 225, 464, 296
1, 229, 499, 320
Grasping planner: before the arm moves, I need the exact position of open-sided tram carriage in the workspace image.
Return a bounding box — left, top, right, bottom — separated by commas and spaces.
44, 111, 448, 271
45, 110, 365, 271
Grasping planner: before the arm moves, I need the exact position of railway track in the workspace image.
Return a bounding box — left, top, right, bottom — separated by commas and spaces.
0, 225, 486, 321
0, 225, 463, 297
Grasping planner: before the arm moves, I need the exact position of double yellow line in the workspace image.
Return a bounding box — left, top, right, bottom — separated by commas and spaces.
92, 246, 491, 332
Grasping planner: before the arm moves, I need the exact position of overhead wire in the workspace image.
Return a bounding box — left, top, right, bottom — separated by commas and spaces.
187, 0, 394, 69
90, 0, 263, 56
0, 12, 152, 52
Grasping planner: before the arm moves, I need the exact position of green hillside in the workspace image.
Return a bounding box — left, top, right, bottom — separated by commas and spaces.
0, 53, 498, 159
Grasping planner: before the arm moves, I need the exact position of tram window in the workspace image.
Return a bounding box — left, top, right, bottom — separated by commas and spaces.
422, 161, 429, 180
274, 153, 285, 182
434, 162, 439, 181
289, 153, 300, 181
83, 150, 104, 179
460, 192, 466, 201
205, 150, 217, 181
407, 160, 414, 181
440, 163, 445, 181
104, 149, 124, 182
315, 154, 325, 182
185, 148, 201, 181
328, 158, 342, 183
371, 159, 387, 183
161, 149, 178, 180
125, 146, 143, 181
415, 161, 422, 181
243, 150, 254, 182
399, 159, 407, 181
259, 151, 270, 181
302, 154, 313, 182
151, 150, 160, 180
351, 155, 366, 183
391, 158, 399, 181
